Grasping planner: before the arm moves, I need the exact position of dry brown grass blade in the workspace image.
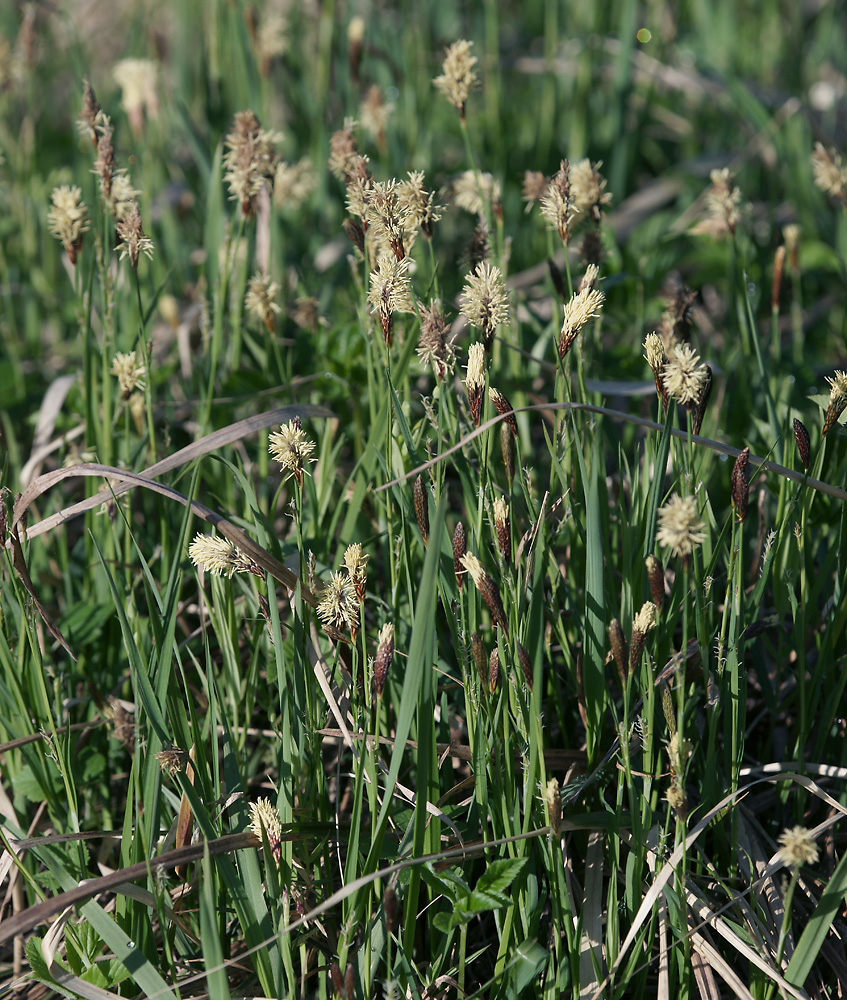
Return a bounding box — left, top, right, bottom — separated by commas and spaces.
593, 767, 847, 1000
16, 403, 333, 542
174, 746, 197, 880
0, 831, 260, 946
170, 827, 551, 998
20, 374, 78, 488
376, 402, 847, 503
579, 829, 607, 997
691, 933, 750, 1000
10, 463, 320, 616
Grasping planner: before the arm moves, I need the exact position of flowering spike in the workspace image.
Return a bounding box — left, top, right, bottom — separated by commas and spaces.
515, 640, 533, 690
413, 475, 429, 546
793, 418, 810, 469
731, 447, 750, 523
656, 493, 706, 563
452, 522, 466, 590
489, 647, 500, 692
461, 552, 509, 637
645, 554, 665, 610
374, 623, 395, 698
470, 631, 487, 686
608, 618, 627, 689
493, 496, 511, 565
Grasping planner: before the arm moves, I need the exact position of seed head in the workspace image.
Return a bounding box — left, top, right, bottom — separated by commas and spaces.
78, 77, 102, 148
365, 180, 406, 260
397, 170, 442, 239
113, 58, 159, 134
645, 554, 665, 609
115, 203, 154, 267
822, 370, 847, 436
107, 172, 141, 222
560, 282, 605, 358
545, 778, 562, 836
470, 631, 486, 685
249, 797, 283, 864
772, 245, 786, 310
690, 364, 713, 435
155, 745, 190, 776
783, 224, 801, 269
368, 255, 413, 345
460, 261, 510, 350
489, 386, 517, 438
656, 493, 706, 562
665, 784, 687, 816
93, 115, 116, 200
328, 118, 360, 182
461, 552, 509, 636
630, 601, 657, 674
777, 825, 819, 869
540, 160, 577, 245
343, 543, 368, 602
793, 418, 811, 469
691, 167, 745, 238
643, 332, 665, 375
661, 342, 708, 406
223, 110, 283, 217
515, 640, 533, 690
47, 185, 89, 265
110, 350, 146, 398
245, 273, 281, 331
489, 647, 500, 692
189, 534, 256, 578
643, 333, 668, 407
268, 419, 317, 487
317, 571, 359, 634
417, 299, 454, 378
493, 496, 511, 565
374, 622, 395, 697
465, 342, 486, 426
659, 285, 697, 342
570, 158, 612, 222
501, 422, 515, 485
359, 84, 393, 145
522, 170, 548, 209
452, 521, 467, 590
384, 885, 399, 936
274, 158, 317, 211
731, 447, 750, 523
452, 170, 501, 216
413, 475, 430, 546
608, 619, 627, 688
811, 143, 847, 204
433, 39, 478, 120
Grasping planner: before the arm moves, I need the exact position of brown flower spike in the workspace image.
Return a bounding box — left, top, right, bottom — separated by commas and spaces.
452, 521, 467, 590
731, 447, 750, 523
461, 552, 509, 637
608, 618, 627, 689
793, 418, 810, 470
374, 623, 394, 698
413, 475, 429, 546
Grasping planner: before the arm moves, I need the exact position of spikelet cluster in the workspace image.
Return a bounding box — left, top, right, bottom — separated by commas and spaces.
189, 534, 256, 578
460, 261, 510, 349
223, 110, 283, 217
433, 40, 478, 120
249, 798, 283, 865
656, 493, 706, 562
268, 419, 317, 487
